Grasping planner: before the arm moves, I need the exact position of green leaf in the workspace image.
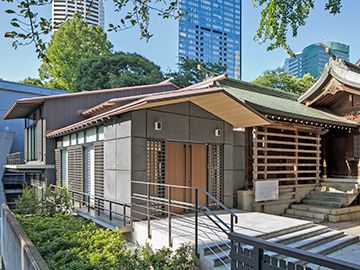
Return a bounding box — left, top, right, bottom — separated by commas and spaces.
5, 9, 15, 14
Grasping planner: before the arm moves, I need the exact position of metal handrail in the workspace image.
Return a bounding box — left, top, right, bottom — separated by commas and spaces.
49, 185, 131, 225
131, 181, 238, 269
132, 180, 238, 222
6, 152, 24, 165
229, 232, 360, 270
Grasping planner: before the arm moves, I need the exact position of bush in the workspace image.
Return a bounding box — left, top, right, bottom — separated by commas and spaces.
15, 182, 72, 215
18, 214, 197, 270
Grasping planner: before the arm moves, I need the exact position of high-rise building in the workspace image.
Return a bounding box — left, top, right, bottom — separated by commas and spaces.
178, 0, 241, 79
52, 0, 105, 29
284, 42, 350, 79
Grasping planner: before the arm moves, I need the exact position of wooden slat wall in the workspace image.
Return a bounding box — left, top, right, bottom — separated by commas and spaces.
68, 146, 83, 200
55, 149, 61, 183
252, 122, 321, 205
94, 142, 104, 199
37, 120, 43, 161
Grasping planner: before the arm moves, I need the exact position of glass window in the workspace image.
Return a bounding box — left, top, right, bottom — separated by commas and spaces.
98, 126, 104, 140
78, 131, 85, 144
70, 133, 77, 145
62, 135, 70, 147
86, 127, 97, 143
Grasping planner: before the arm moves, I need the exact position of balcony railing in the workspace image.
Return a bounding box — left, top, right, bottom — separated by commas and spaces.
6, 152, 25, 165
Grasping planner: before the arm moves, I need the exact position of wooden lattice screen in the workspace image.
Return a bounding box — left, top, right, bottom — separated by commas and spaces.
68, 146, 84, 201
252, 122, 321, 204
207, 143, 224, 208
94, 142, 104, 207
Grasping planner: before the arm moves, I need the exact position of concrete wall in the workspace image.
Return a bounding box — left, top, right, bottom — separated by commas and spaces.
231, 130, 245, 206
1, 204, 50, 270
130, 102, 236, 208
104, 114, 132, 207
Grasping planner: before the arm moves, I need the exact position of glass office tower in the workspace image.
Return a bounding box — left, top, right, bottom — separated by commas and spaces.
285, 42, 350, 79
178, 0, 241, 79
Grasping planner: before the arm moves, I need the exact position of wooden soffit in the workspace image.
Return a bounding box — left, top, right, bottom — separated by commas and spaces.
132, 91, 271, 129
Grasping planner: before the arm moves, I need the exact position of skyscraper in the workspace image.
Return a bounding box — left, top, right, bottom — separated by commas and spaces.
284, 42, 350, 79
52, 0, 105, 30
178, 0, 241, 79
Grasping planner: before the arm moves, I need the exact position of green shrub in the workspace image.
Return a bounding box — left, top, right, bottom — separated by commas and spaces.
15, 182, 72, 215
18, 214, 197, 270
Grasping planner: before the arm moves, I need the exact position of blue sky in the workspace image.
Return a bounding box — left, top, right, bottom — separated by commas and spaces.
0, 1, 359, 83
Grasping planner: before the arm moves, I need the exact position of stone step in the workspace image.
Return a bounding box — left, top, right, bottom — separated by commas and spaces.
265, 225, 328, 245
317, 186, 357, 194
282, 213, 324, 224
305, 194, 347, 203
290, 204, 333, 214
200, 241, 230, 256
258, 223, 315, 241
286, 230, 344, 250
285, 208, 327, 221
213, 264, 230, 270
284, 235, 359, 265
310, 190, 351, 198
302, 199, 343, 208
321, 178, 360, 184
320, 182, 359, 190
203, 251, 231, 268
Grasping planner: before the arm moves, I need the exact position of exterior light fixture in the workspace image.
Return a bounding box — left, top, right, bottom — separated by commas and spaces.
155, 121, 162, 131
215, 128, 221, 137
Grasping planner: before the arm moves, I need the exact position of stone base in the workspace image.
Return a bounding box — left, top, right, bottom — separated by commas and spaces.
329, 206, 360, 223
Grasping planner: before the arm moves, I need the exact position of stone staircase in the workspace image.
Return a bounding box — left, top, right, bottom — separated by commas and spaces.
200, 222, 359, 269
283, 178, 360, 223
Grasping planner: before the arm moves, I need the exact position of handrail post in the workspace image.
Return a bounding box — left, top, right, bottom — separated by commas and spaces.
97, 198, 100, 216
72, 192, 75, 206
231, 215, 234, 232
195, 188, 198, 257
147, 183, 151, 239
87, 195, 90, 212
168, 186, 172, 247
123, 205, 126, 225
109, 202, 112, 221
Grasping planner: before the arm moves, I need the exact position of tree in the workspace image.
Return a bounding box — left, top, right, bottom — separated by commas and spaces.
39, 14, 113, 91
167, 57, 227, 88
252, 67, 316, 95
3, 0, 342, 57
19, 77, 44, 87
75, 52, 165, 90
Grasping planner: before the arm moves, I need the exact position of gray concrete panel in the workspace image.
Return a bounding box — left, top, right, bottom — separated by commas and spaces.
104, 122, 116, 141
189, 117, 223, 143
189, 103, 220, 120
224, 122, 233, 145
104, 140, 116, 170
131, 110, 146, 137
131, 137, 147, 171
131, 171, 146, 182
150, 102, 189, 115
116, 118, 131, 139
234, 130, 245, 146
224, 144, 233, 170
233, 145, 245, 170
104, 170, 116, 200
233, 170, 245, 191
146, 110, 189, 140
223, 170, 234, 197
116, 138, 131, 171
116, 170, 131, 204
